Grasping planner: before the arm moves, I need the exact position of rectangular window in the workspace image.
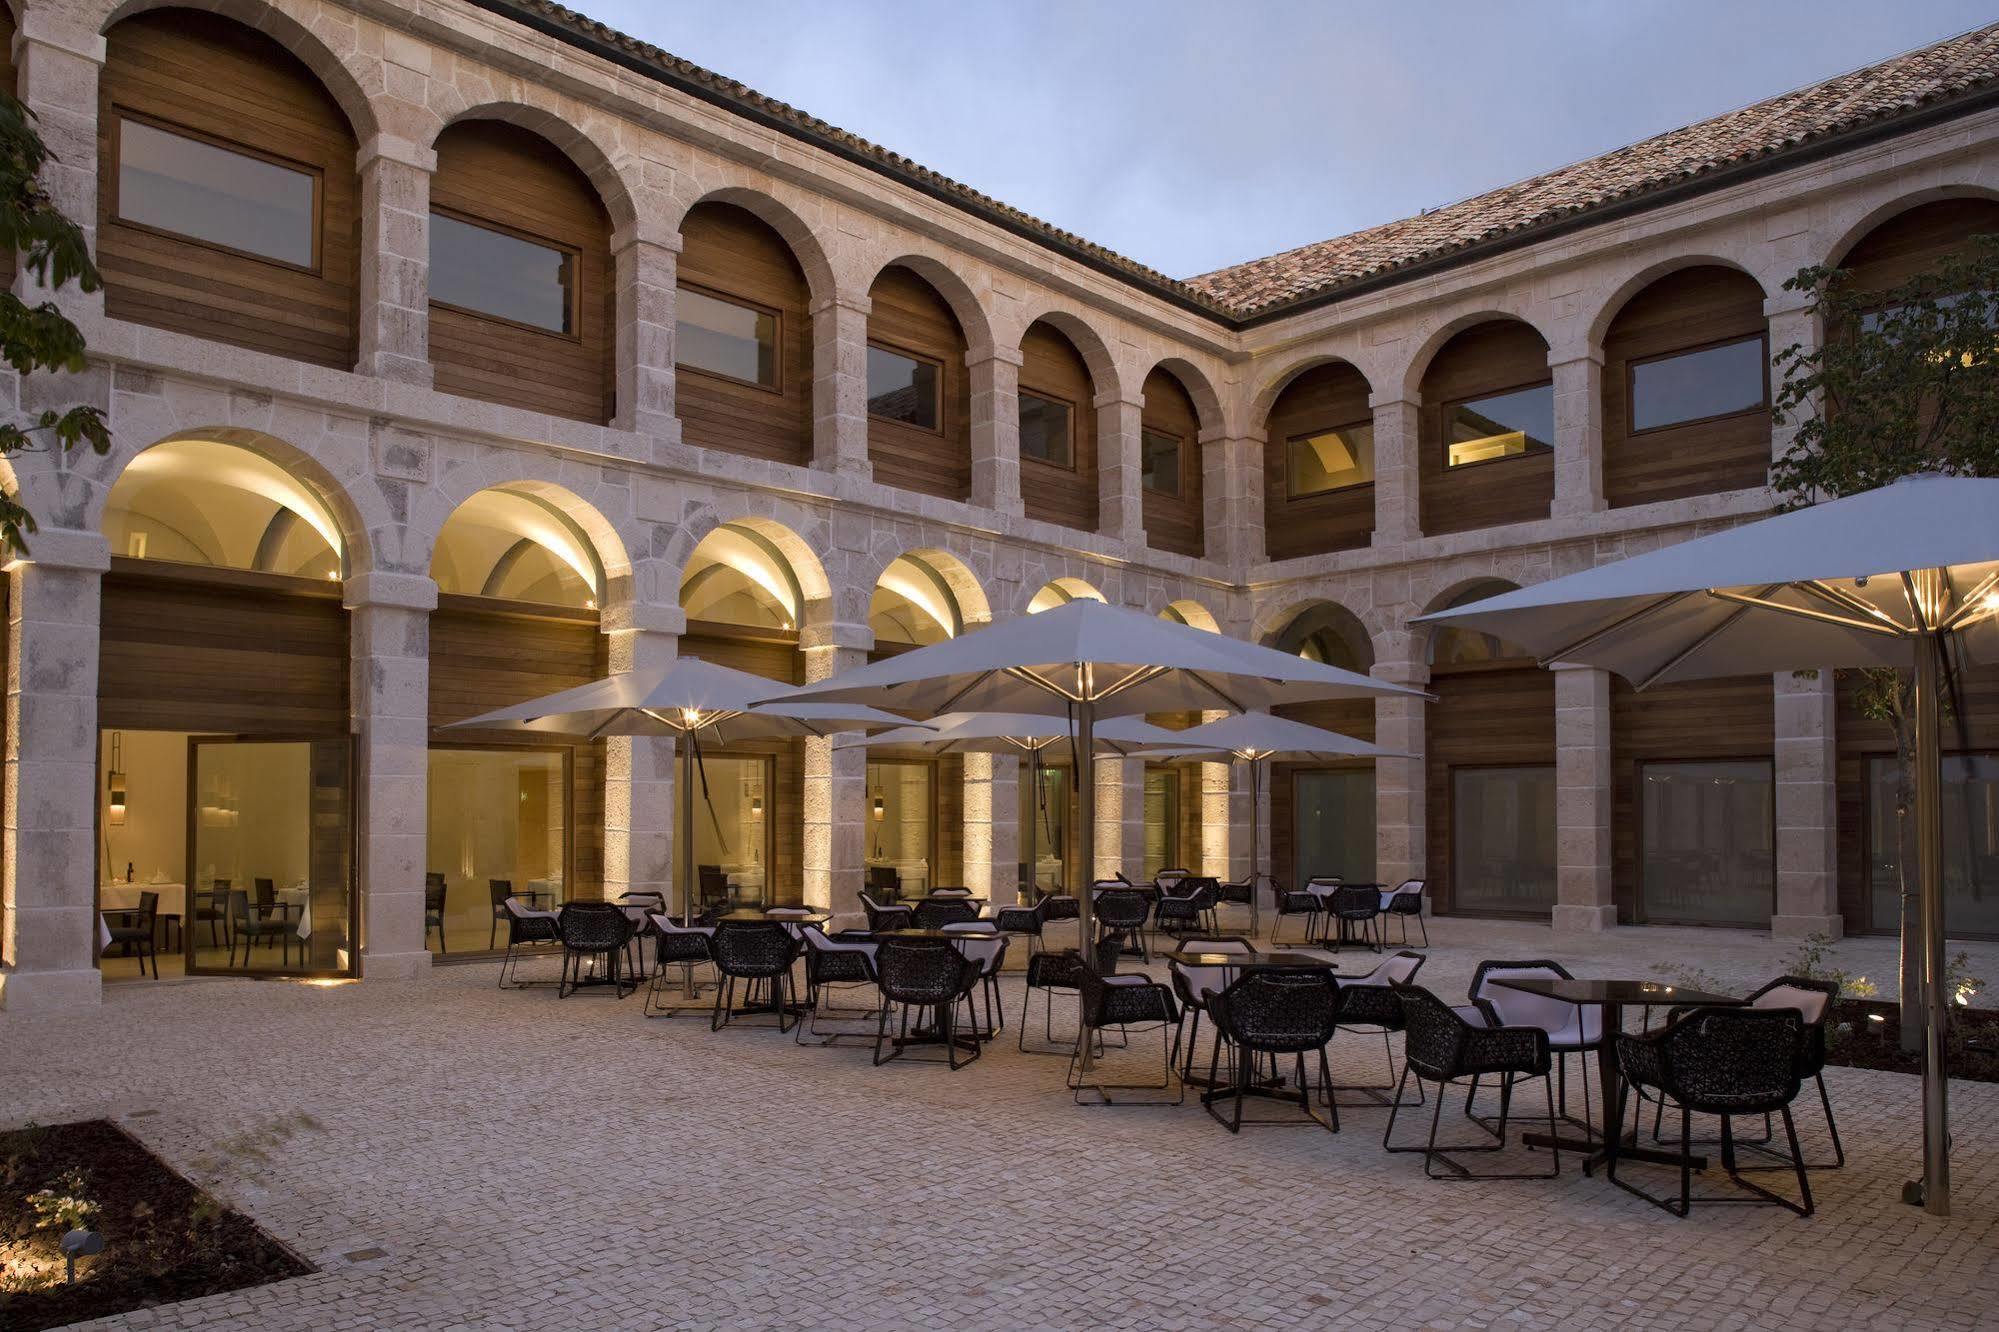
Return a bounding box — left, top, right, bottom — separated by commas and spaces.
426, 747, 570, 952
1020, 765, 1070, 895
116, 117, 316, 267
1446, 383, 1554, 467
1293, 768, 1376, 886
867, 760, 934, 895
1019, 392, 1073, 467
676, 287, 778, 387
1868, 753, 1999, 938
1141, 428, 1182, 496
1639, 760, 1773, 926
866, 344, 940, 429
429, 211, 575, 334
675, 754, 775, 909
1451, 765, 1556, 913
1288, 422, 1374, 496
1630, 336, 1767, 432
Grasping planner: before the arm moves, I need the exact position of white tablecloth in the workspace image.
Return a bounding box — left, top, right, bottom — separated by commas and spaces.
100, 882, 185, 920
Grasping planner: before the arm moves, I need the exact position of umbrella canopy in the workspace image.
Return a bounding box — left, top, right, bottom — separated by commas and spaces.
833, 710, 1195, 756
1418, 472, 1999, 1219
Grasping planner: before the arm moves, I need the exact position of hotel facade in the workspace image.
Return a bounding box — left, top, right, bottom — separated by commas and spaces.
3, 0, 1998, 1009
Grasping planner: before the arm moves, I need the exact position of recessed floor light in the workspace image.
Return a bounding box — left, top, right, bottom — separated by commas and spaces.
342, 1247, 388, 1263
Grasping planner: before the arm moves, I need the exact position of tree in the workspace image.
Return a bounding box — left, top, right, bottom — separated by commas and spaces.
0, 89, 110, 554
1770, 234, 1999, 1042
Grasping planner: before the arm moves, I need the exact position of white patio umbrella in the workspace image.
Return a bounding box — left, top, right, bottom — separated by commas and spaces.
447, 657, 919, 923
1417, 472, 1999, 1217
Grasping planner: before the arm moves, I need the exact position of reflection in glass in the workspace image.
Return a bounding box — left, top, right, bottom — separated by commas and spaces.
676, 288, 777, 386
676, 754, 772, 911
118, 118, 315, 266
427, 748, 568, 952
1446, 384, 1554, 467
867, 345, 939, 427
1868, 754, 1999, 937
430, 212, 574, 333
1288, 423, 1374, 496
1019, 765, 1070, 893
1631, 336, 1766, 431
1141, 429, 1181, 496
1143, 765, 1181, 879
1452, 766, 1556, 913
1019, 392, 1072, 467
1294, 769, 1376, 885
1640, 761, 1773, 925
867, 760, 933, 895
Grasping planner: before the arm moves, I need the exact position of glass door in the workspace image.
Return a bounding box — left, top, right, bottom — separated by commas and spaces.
186, 736, 354, 977
1020, 765, 1070, 894
1451, 765, 1556, 915
1293, 768, 1376, 886
1639, 760, 1773, 926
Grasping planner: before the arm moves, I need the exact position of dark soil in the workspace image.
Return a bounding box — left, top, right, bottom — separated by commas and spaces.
0, 1119, 312, 1332
1826, 999, 1999, 1082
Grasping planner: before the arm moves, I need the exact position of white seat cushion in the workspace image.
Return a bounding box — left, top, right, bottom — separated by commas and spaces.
1751, 983, 1829, 1024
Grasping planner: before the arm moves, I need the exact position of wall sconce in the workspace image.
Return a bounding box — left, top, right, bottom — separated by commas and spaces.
872, 797, 885, 821
750, 796, 763, 817
106, 733, 127, 827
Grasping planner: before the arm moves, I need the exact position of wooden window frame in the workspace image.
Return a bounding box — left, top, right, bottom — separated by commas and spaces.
1440, 377, 1555, 472
674, 280, 784, 395
865, 337, 947, 435
1631, 754, 1775, 927
427, 205, 584, 343
1018, 387, 1078, 473
1140, 426, 1184, 497
108, 108, 325, 275
1285, 419, 1376, 500
1623, 331, 1771, 438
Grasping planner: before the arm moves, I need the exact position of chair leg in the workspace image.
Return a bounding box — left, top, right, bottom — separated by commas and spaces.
1817, 1074, 1846, 1168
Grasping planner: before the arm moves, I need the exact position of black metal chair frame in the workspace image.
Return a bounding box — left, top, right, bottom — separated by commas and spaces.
1384, 985, 1560, 1181
795, 926, 884, 1046
228, 888, 294, 968
708, 921, 802, 1032
1322, 951, 1428, 1109
1204, 970, 1341, 1132
991, 895, 1052, 957
1018, 937, 1123, 1056
1216, 873, 1269, 936
871, 937, 982, 1069
487, 878, 515, 950
1270, 878, 1326, 946
642, 914, 717, 1017
1150, 876, 1220, 953
1316, 884, 1384, 953
497, 898, 561, 988
102, 892, 162, 979
1068, 966, 1184, 1106
1464, 959, 1601, 1142
1093, 886, 1152, 963
943, 929, 1009, 1041
1166, 936, 1256, 1088
557, 902, 637, 999
1380, 880, 1429, 947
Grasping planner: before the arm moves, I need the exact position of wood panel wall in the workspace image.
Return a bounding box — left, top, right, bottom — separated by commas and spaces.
1018, 321, 1099, 533
1271, 698, 1375, 889
682, 628, 806, 904
675, 202, 813, 466
429, 119, 614, 425
1424, 662, 1556, 915
1841, 198, 1999, 295
99, 10, 359, 369
866, 265, 971, 500
1263, 361, 1375, 560
1419, 322, 1553, 535
1603, 267, 1771, 509
1140, 368, 1204, 557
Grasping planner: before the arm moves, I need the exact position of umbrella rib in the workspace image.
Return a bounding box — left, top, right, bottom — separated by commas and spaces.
1940, 570, 1999, 633
933, 669, 998, 714
1703, 589, 1905, 639
1006, 665, 1080, 703
1534, 591, 1696, 668
1638, 593, 1770, 691
1184, 670, 1248, 713
1095, 664, 1170, 703
1799, 579, 1913, 633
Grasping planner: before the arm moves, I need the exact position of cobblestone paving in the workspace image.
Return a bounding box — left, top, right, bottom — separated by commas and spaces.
5, 916, 1997, 1330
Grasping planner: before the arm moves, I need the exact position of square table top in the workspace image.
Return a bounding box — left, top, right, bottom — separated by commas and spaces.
1164, 948, 1342, 971
1489, 977, 1741, 1007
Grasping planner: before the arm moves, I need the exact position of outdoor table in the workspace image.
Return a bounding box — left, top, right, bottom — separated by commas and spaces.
715, 908, 830, 925
1165, 948, 1344, 1099
874, 928, 988, 1052
1491, 977, 1742, 1173
1305, 882, 1383, 948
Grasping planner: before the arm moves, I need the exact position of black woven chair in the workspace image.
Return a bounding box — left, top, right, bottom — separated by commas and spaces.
1324, 950, 1427, 1108
1068, 965, 1183, 1105
1216, 873, 1269, 935
1167, 936, 1256, 1086
497, 895, 560, 988
1385, 986, 1559, 1180
1204, 970, 1341, 1132
860, 891, 913, 934
913, 898, 980, 930
1465, 959, 1604, 1138
1040, 893, 1080, 923
1020, 935, 1123, 1055
872, 937, 982, 1069
1093, 887, 1152, 962
709, 921, 802, 1032
228, 888, 293, 967
1152, 876, 1220, 949
557, 901, 636, 999
1380, 879, 1429, 947
488, 878, 514, 950
942, 925, 1009, 1040
796, 925, 881, 1045
424, 873, 448, 954
102, 891, 161, 979
642, 913, 716, 1017
1323, 884, 1384, 952
1611, 1007, 1812, 1217
992, 894, 1054, 957
1270, 877, 1324, 944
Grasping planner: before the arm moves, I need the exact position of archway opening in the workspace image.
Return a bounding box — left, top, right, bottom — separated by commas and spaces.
432, 488, 603, 609
1027, 577, 1105, 615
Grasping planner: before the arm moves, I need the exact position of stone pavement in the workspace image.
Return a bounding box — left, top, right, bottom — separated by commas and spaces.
5, 917, 1998, 1331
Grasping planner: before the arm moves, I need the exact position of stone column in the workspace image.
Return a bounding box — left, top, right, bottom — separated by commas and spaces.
1373, 659, 1428, 890
968, 347, 1024, 514
1551, 351, 1607, 518
612, 228, 681, 444
602, 606, 682, 908
1553, 664, 1616, 932
1206, 431, 1263, 566
1199, 740, 1232, 879
800, 626, 869, 919
13, 14, 105, 321
1097, 391, 1145, 547
0, 530, 107, 1011
346, 572, 438, 980
354, 137, 435, 385
1766, 292, 1819, 472
962, 750, 1019, 907
1773, 669, 1843, 938
811, 292, 872, 480
1092, 755, 1144, 880
1370, 394, 1422, 547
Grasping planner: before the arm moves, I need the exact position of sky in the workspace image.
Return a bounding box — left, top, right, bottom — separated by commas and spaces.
580, 1, 1999, 279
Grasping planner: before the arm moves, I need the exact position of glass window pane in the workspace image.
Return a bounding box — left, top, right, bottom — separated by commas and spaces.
426, 748, 569, 952
117, 118, 315, 266
1020, 765, 1069, 894
1631, 337, 1766, 431
1869, 754, 1999, 937
1451, 766, 1556, 912
867, 346, 939, 428
1293, 769, 1376, 885
1019, 392, 1072, 467
1288, 423, 1374, 496
429, 212, 574, 333
1640, 761, 1773, 926
1141, 429, 1181, 496
1143, 766, 1181, 879
1447, 384, 1554, 467
676, 755, 771, 910
676, 288, 777, 386
867, 760, 933, 895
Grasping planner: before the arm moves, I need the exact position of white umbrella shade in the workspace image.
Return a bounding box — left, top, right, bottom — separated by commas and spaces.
1417, 473, 1999, 1218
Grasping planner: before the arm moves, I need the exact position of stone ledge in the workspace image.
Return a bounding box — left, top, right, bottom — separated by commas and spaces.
0, 965, 103, 1011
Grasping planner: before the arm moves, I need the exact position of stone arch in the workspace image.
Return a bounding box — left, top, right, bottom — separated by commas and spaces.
1258, 598, 1376, 673
1249, 354, 1377, 433
1146, 356, 1228, 436
867, 546, 992, 646
857, 250, 996, 362
1010, 304, 1122, 404
1420, 577, 1527, 666
430, 101, 640, 235
427, 484, 629, 610
673, 183, 839, 308
1398, 309, 1558, 400
1025, 575, 1106, 615
669, 507, 834, 633
1586, 254, 1770, 349
1159, 598, 1220, 633
1822, 183, 1999, 272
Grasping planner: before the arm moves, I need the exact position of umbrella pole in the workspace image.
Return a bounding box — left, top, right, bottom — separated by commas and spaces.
1026, 747, 1039, 903
679, 730, 697, 997
1910, 629, 1951, 1216
1075, 696, 1097, 1074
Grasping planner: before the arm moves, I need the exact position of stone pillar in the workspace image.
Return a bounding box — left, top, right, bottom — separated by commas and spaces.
13, 14, 105, 321
1097, 391, 1145, 547
1553, 664, 1616, 932
1766, 292, 1819, 472
968, 347, 1024, 514
1773, 669, 1843, 938
346, 572, 438, 980
800, 626, 869, 919
963, 750, 1019, 907
1551, 351, 1607, 517
602, 607, 682, 907
1227, 759, 1255, 882
1373, 659, 1428, 890
1208, 431, 1263, 566
1092, 755, 1144, 880
1199, 746, 1232, 879
612, 228, 681, 444
811, 292, 872, 480
354, 137, 435, 384
1370, 394, 1422, 546
0, 530, 107, 1011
